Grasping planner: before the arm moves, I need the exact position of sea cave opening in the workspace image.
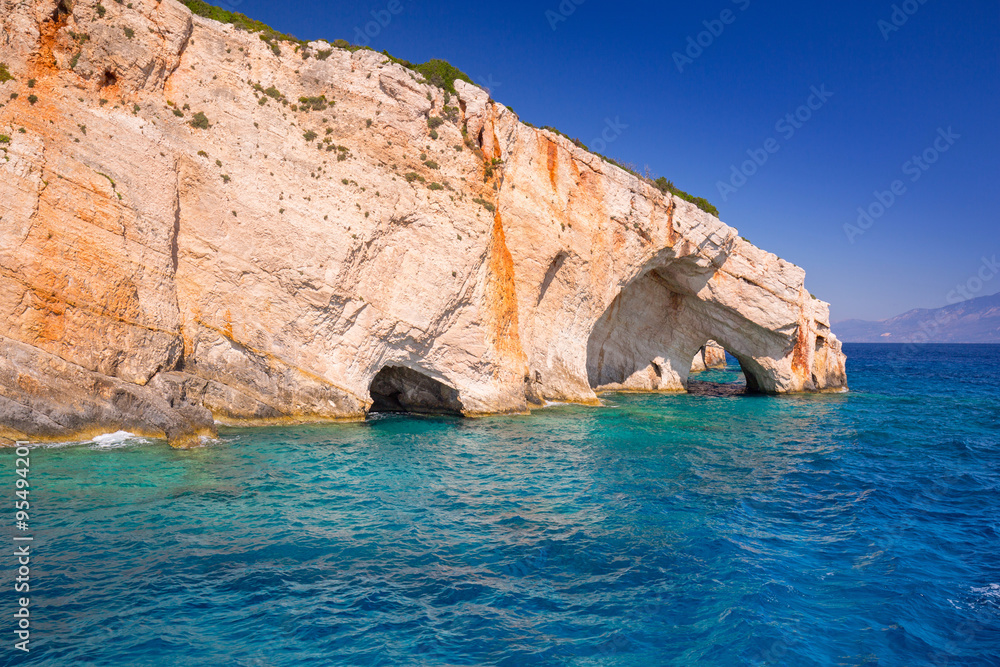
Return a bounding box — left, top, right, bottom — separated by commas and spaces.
586, 269, 770, 396
687, 342, 749, 397
368, 366, 464, 416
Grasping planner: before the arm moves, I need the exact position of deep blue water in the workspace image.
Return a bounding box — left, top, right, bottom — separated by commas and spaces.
3, 344, 999, 666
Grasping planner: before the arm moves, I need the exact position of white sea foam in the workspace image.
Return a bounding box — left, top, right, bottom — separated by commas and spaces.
971, 583, 1000, 606
90, 431, 150, 449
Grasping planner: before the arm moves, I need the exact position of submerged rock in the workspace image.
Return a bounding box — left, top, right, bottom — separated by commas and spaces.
0, 0, 846, 446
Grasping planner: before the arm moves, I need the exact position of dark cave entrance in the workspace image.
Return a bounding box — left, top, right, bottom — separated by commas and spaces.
368, 366, 464, 416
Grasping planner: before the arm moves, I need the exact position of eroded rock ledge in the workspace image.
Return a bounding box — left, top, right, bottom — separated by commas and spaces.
0, 0, 847, 446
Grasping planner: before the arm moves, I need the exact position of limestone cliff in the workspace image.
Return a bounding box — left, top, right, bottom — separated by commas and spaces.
0, 0, 847, 446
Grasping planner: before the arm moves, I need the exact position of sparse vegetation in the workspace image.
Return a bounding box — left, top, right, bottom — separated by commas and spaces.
28, 95, 38, 105
423, 160, 439, 170
297, 95, 328, 111
0, 64, 13, 83
198, 150, 208, 157
427, 116, 444, 129
303, 130, 317, 142
316, 49, 332, 60
0, 135, 10, 144
70, 52, 81, 69
173, 108, 184, 117
429, 130, 438, 140
124, 27, 134, 39
221, 174, 230, 183
96, 3, 106, 18
473, 197, 495, 213
404, 172, 425, 183
27, 79, 35, 89
428, 182, 443, 191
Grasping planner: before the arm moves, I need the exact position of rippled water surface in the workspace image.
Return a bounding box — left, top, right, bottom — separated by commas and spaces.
4, 344, 999, 666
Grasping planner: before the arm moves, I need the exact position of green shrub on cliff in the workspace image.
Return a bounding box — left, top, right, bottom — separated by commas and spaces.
189, 111, 211, 129
0, 63, 13, 83
653, 177, 719, 217
182, 0, 301, 44
473, 197, 495, 213
298, 95, 328, 111
407, 60, 472, 96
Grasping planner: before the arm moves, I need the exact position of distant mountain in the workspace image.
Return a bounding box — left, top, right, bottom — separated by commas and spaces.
834, 292, 1000, 343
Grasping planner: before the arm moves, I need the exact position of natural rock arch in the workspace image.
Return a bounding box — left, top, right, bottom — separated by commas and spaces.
585, 265, 799, 395
690, 341, 728, 372
368, 366, 464, 416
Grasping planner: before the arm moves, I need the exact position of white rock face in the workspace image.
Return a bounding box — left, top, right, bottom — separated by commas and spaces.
0, 0, 847, 445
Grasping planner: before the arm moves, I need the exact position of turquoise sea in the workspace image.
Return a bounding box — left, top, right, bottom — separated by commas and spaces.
3, 344, 998, 666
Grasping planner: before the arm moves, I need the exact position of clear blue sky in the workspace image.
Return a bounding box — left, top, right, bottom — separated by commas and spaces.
219, 0, 998, 321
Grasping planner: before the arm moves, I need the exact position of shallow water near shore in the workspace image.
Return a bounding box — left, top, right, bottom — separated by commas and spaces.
3, 344, 999, 666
